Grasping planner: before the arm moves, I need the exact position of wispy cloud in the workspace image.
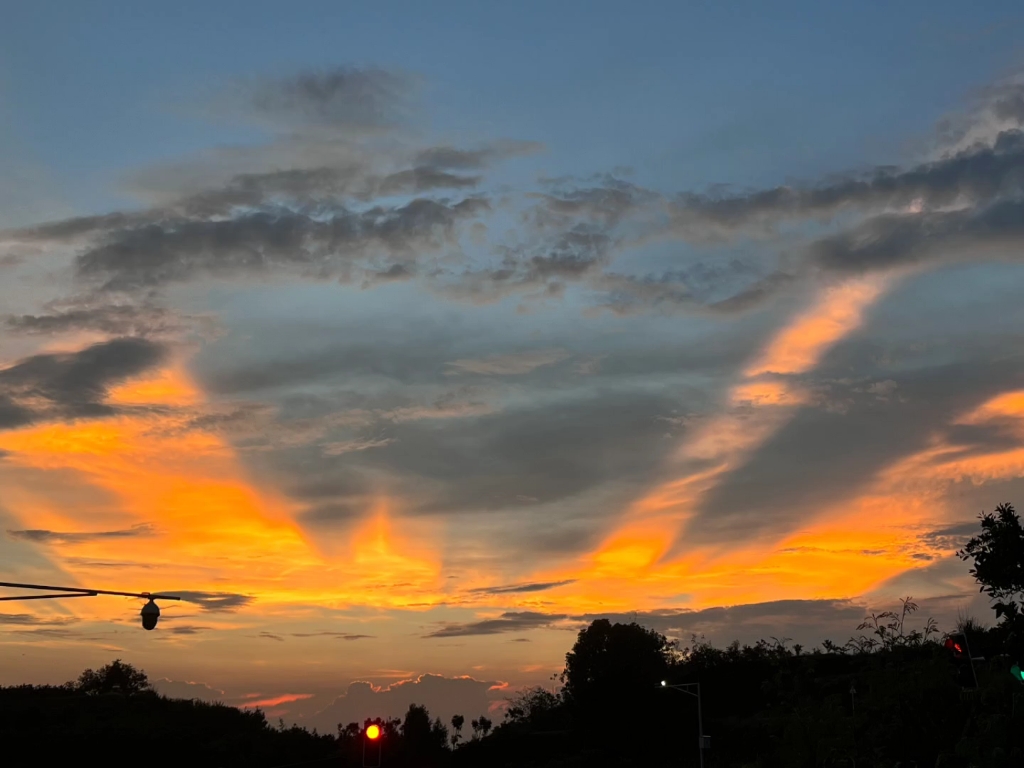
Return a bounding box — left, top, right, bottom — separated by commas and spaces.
468, 580, 577, 595
425, 611, 569, 637
174, 591, 255, 613
8, 523, 156, 545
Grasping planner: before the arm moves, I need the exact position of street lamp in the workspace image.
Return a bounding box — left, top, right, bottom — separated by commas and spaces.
660, 680, 709, 768
0, 581, 180, 630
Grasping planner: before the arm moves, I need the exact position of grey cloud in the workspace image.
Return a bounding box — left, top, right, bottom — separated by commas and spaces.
241, 66, 418, 133
0, 337, 167, 430
174, 591, 255, 613
168, 625, 212, 635
532, 175, 659, 229
76, 198, 488, 291
414, 140, 544, 170
446, 349, 569, 376
300, 501, 363, 525
200, 338, 466, 394
424, 611, 568, 637
937, 78, 1024, 148
590, 272, 696, 315
671, 129, 1024, 240
5, 304, 184, 337
919, 521, 981, 552
259, 631, 285, 641
290, 631, 374, 640
63, 557, 154, 569
810, 198, 1024, 273
0, 613, 79, 626
7, 523, 156, 545
468, 580, 576, 595
867, 555, 977, 602
375, 168, 481, 196
374, 388, 686, 520
990, 84, 1024, 124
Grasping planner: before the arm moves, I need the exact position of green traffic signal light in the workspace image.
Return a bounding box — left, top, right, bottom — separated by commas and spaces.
1011, 664, 1023, 683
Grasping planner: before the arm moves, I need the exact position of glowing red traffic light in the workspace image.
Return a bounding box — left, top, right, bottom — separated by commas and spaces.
366, 724, 381, 740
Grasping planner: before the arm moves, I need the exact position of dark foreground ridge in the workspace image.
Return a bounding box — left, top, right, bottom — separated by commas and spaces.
2, 503, 1023, 767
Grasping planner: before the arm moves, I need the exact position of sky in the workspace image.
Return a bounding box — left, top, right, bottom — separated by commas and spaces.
2, 0, 1024, 730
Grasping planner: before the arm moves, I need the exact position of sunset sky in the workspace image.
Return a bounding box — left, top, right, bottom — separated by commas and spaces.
3, 0, 1024, 730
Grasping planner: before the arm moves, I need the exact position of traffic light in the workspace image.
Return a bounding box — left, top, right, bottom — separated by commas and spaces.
362, 722, 383, 768
944, 633, 977, 689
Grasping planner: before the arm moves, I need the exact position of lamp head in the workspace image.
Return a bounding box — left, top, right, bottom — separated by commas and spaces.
140, 598, 160, 630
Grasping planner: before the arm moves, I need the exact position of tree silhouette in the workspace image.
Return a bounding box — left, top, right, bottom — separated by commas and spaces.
400, 703, 448, 764
450, 713, 464, 747
561, 619, 674, 723
959, 502, 1024, 627
470, 715, 492, 739
76, 659, 152, 696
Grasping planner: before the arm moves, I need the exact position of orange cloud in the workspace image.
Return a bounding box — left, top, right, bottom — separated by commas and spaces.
240, 693, 315, 709
744, 274, 889, 377
510, 274, 911, 614
0, 361, 446, 626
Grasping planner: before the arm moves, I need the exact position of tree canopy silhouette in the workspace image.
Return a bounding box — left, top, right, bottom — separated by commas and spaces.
959, 502, 1024, 627
75, 658, 152, 696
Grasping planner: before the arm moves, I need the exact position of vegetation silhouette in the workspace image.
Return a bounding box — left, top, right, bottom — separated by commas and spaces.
2, 503, 1023, 766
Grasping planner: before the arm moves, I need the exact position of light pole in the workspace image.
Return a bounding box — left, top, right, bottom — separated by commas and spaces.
0, 580, 180, 630
660, 680, 707, 768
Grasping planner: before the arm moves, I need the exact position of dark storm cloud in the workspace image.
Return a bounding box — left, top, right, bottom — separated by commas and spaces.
0, 337, 168, 430
468, 579, 577, 595
174, 591, 255, 612
7, 523, 156, 545
424, 611, 568, 637
670, 129, 1024, 240
679, 355, 1024, 547
76, 197, 489, 291
241, 66, 418, 132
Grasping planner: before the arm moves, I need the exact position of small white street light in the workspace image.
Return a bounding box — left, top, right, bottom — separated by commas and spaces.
659, 681, 708, 768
